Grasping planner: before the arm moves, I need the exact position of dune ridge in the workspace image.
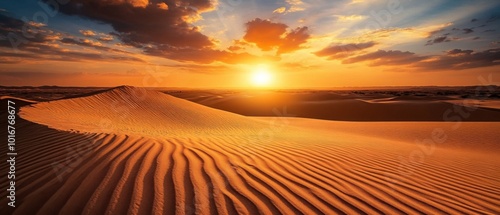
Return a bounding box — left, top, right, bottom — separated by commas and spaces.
1, 87, 499, 214
20, 86, 266, 136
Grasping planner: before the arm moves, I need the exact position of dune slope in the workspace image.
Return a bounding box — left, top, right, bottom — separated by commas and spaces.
1, 87, 499, 215
20, 86, 266, 136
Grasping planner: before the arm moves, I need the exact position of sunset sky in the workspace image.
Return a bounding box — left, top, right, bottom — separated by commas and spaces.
0, 0, 499, 88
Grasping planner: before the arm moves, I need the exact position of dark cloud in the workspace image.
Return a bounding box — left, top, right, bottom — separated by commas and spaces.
471, 18, 478, 22
0, 14, 61, 48
421, 48, 500, 70
314, 42, 377, 59
243, 18, 310, 54
486, 15, 498, 23
447, 49, 473, 55
0, 42, 144, 63
342, 50, 427, 66
0, 13, 24, 29
462, 28, 474, 34
340, 48, 500, 70
44, 1, 285, 64
50, 0, 216, 49
427, 28, 446, 38
426, 36, 456, 45
484, 29, 496, 33
0, 14, 144, 63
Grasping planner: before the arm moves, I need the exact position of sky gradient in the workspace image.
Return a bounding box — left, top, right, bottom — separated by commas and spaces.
0, 0, 499, 88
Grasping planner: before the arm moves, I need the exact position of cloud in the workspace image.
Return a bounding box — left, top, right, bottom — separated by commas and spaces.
27, 21, 47, 28
315, 42, 377, 59
243, 19, 287, 51
0, 14, 144, 64
144, 45, 278, 64
471, 18, 478, 22
486, 15, 498, 23
349, 0, 364, 4
79, 30, 96, 37
273, 0, 305, 14
4, 12, 308, 65
45, 0, 281, 65
286, 0, 305, 12
61, 37, 103, 48
243, 18, 310, 54
426, 35, 455, 45
339, 48, 500, 70
447, 49, 473, 56
98, 33, 114, 42
342, 50, 427, 66
52, 0, 217, 49
278, 26, 310, 54
462, 28, 474, 34
273, 7, 286, 14
427, 28, 446, 38
335, 15, 366, 22
78, 29, 114, 42
421, 48, 500, 70
227, 45, 243, 51
0, 43, 144, 63
156, 2, 168, 10
0, 13, 62, 47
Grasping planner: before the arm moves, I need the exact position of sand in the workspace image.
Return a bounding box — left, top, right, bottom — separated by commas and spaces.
168, 90, 500, 121
1, 86, 499, 214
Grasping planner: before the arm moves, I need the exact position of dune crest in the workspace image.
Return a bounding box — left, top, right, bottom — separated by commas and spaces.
20, 86, 265, 136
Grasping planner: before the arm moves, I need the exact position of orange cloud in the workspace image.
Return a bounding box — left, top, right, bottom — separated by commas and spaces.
273, 7, 286, 14
278, 26, 310, 54
243, 18, 310, 54
244, 19, 288, 51
79, 30, 96, 37
156, 2, 168, 10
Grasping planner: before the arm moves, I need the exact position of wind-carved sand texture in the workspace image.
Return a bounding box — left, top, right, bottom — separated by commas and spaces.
0, 86, 499, 214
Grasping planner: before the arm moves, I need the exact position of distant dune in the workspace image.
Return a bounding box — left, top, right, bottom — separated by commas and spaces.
168, 91, 500, 121
1, 86, 499, 214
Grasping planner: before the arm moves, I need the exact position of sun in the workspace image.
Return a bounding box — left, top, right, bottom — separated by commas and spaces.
251, 65, 273, 87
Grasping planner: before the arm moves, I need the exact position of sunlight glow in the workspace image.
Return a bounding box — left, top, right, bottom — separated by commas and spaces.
251, 65, 273, 87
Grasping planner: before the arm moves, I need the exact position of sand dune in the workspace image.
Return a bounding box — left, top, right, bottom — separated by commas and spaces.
1, 87, 499, 214
20, 86, 267, 136
168, 91, 500, 121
